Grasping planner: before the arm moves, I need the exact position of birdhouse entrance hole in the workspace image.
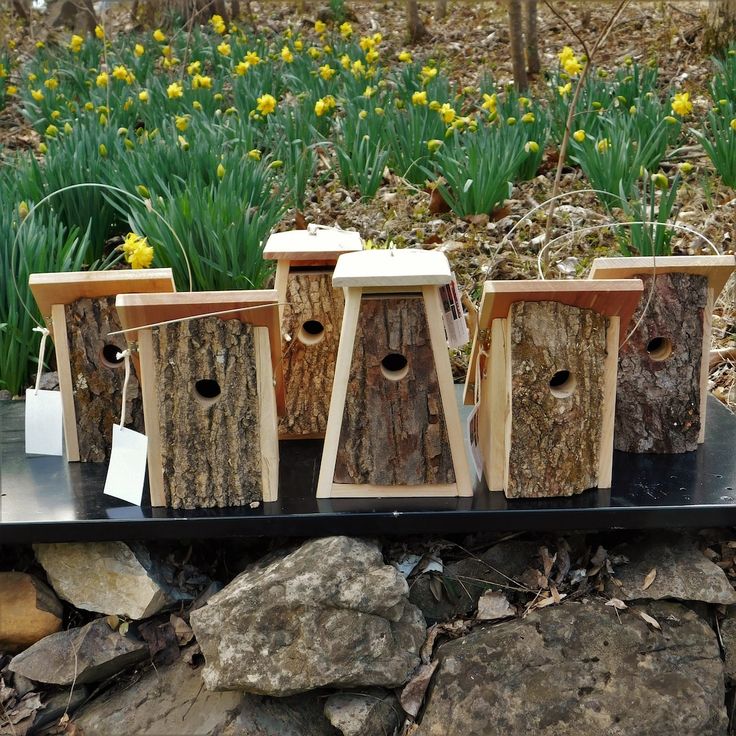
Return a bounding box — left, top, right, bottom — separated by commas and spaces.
549, 369, 576, 399
297, 319, 325, 345
646, 336, 673, 362
194, 379, 222, 406
101, 343, 125, 369
381, 353, 409, 381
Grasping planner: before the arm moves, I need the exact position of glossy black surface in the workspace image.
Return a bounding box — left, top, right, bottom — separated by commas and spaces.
2, 393, 736, 543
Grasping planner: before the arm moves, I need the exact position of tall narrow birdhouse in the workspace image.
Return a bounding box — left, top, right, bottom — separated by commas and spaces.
590, 256, 736, 453
29, 270, 176, 463
115, 291, 285, 509
464, 280, 644, 498
264, 226, 363, 439
317, 249, 472, 499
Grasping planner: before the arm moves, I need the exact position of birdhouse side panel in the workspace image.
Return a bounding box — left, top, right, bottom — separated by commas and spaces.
151, 316, 263, 509
334, 295, 455, 486
506, 301, 608, 497
614, 272, 708, 453
64, 296, 144, 462
279, 271, 344, 437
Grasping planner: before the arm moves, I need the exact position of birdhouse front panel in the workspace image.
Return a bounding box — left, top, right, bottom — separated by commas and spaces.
147, 316, 265, 509
615, 272, 708, 454
279, 269, 344, 438
64, 295, 143, 462
333, 295, 455, 486
505, 301, 608, 498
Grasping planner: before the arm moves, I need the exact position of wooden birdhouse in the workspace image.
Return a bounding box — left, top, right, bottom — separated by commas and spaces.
115, 291, 285, 509
463, 280, 644, 498
317, 249, 472, 499
28, 270, 176, 463
589, 255, 736, 454
263, 226, 363, 439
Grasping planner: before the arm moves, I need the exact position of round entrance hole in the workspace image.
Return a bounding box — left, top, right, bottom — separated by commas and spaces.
646, 336, 673, 362
297, 319, 325, 346
549, 369, 576, 399
101, 343, 125, 368
194, 379, 222, 406
381, 353, 409, 381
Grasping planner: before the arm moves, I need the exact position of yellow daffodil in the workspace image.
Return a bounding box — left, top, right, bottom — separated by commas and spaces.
187, 60, 201, 75
358, 110, 367, 119
597, 138, 610, 154
412, 90, 428, 106
96, 71, 108, 87
351, 59, 365, 76
45, 124, 58, 137
139, 89, 149, 102
135, 43, 144, 57
167, 81, 184, 99
281, 46, 294, 63
359, 36, 374, 52
153, 29, 165, 42
161, 44, 172, 58
558, 46, 575, 63
671, 91, 692, 117
363, 85, 375, 98
398, 50, 412, 63
84, 101, 94, 111
248, 149, 261, 160
35, 41, 44, 49
420, 65, 438, 85
366, 49, 379, 64
558, 82, 572, 97
129, 241, 154, 269
340, 54, 351, 69
651, 172, 669, 190
563, 56, 583, 76
245, 51, 260, 65
217, 162, 225, 179
308, 46, 322, 59
319, 64, 336, 80
178, 135, 189, 150
38, 142, 48, 154
98, 143, 108, 157
64, 122, 73, 134
315, 98, 328, 116
210, 14, 226, 34
192, 74, 212, 89
525, 141, 539, 153
314, 20, 326, 34
175, 115, 189, 131
679, 162, 693, 174
235, 61, 249, 75
482, 93, 497, 113
339, 21, 353, 38
218, 42, 231, 57
44, 78, 58, 90
573, 129, 586, 142
50, 110, 60, 119
521, 112, 535, 123
256, 93, 276, 115
99, 113, 107, 125
69, 34, 83, 53
112, 65, 129, 81
506, 116, 517, 125
438, 103, 456, 124
7, 86, 17, 95
426, 139, 442, 153
294, 39, 303, 51
95, 25, 105, 40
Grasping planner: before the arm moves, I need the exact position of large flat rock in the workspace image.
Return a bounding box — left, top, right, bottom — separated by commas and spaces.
190, 536, 426, 695
415, 600, 727, 736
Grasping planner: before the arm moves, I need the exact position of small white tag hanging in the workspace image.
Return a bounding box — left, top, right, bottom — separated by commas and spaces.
440, 275, 469, 349
467, 402, 483, 479
103, 349, 147, 505
25, 326, 63, 456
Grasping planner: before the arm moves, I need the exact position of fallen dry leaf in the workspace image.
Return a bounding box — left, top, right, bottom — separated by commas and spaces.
638, 611, 662, 630
642, 568, 657, 590
419, 620, 471, 664
170, 614, 195, 646
399, 661, 439, 718
476, 590, 516, 621
605, 598, 628, 610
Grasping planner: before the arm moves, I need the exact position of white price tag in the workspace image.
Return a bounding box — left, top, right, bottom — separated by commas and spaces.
25, 389, 63, 456
440, 276, 469, 349
104, 424, 148, 505
467, 402, 483, 479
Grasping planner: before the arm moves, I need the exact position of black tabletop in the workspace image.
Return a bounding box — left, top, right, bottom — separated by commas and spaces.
1, 393, 735, 543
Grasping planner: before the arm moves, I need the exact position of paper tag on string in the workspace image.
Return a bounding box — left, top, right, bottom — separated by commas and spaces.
104, 424, 147, 505
440, 276, 469, 348
25, 389, 63, 456
467, 402, 483, 479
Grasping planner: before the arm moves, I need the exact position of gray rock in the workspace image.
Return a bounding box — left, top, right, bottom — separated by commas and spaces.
9, 618, 148, 685
33, 541, 173, 619
415, 600, 727, 736
190, 536, 425, 695
607, 534, 736, 604
324, 689, 401, 736
409, 541, 538, 622
72, 657, 339, 736
0, 390, 11, 400
722, 616, 736, 683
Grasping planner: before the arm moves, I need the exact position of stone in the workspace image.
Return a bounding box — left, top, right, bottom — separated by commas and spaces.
409, 541, 538, 623
607, 534, 736, 604
324, 689, 401, 736
72, 657, 339, 736
722, 615, 736, 683
0, 573, 63, 653
33, 541, 173, 619
415, 601, 728, 736
9, 618, 148, 685
190, 536, 425, 695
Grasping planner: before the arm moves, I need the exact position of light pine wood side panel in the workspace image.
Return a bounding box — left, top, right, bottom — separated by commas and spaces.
51, 304, 79, 462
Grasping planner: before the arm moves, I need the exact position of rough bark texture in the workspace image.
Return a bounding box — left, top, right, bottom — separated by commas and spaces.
334, 296, 454, 486
151, 316, 263, 509
508, 0, 528, 90
65, 296, 144, 462
615, 272, 707, 454
507, 301, 608, 497
704, 0, 736, 54
280, 271, 343, 438
407, 0, 427, 42
525, 0, 540, 75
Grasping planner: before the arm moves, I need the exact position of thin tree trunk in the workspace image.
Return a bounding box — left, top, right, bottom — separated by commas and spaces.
230, 0, 240, 18
704, 0, 736, 54
508, 0, 528, 90
435, 0, 447, 20
525, 0, 540, 76
407, 0, 427, 42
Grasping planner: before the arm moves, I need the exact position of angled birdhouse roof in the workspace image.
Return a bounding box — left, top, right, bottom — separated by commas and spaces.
29, 269, 176, 325
589, 255, 736, 298
263, 227, 363, 261
333, 248, 452, 287
115, 290, 285, 414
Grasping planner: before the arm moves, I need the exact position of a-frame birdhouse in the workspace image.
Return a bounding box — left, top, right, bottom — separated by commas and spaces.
115, 291, 284, 509
264, 226, 363, 439
317, 248, 472, 499
590, 255, 736, 453
464, 280, 644, 498
29, 270, 176, 463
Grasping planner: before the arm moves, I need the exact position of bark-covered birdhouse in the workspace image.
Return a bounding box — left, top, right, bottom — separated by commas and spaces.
263, 226, 363, 439
29, 270, 176, 463
115, 291, 285, 509
317, 249, 472, 499
590, 255, 736, 454
463, 280, 644, 498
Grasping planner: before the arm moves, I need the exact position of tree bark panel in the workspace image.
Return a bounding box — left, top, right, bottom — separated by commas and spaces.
614, 272, 707, 454
506, 301, 608, 498
65, 296, 144, 463
279, 271, 343, 438
334, 296, 455, 486
150, 316, 263, 509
